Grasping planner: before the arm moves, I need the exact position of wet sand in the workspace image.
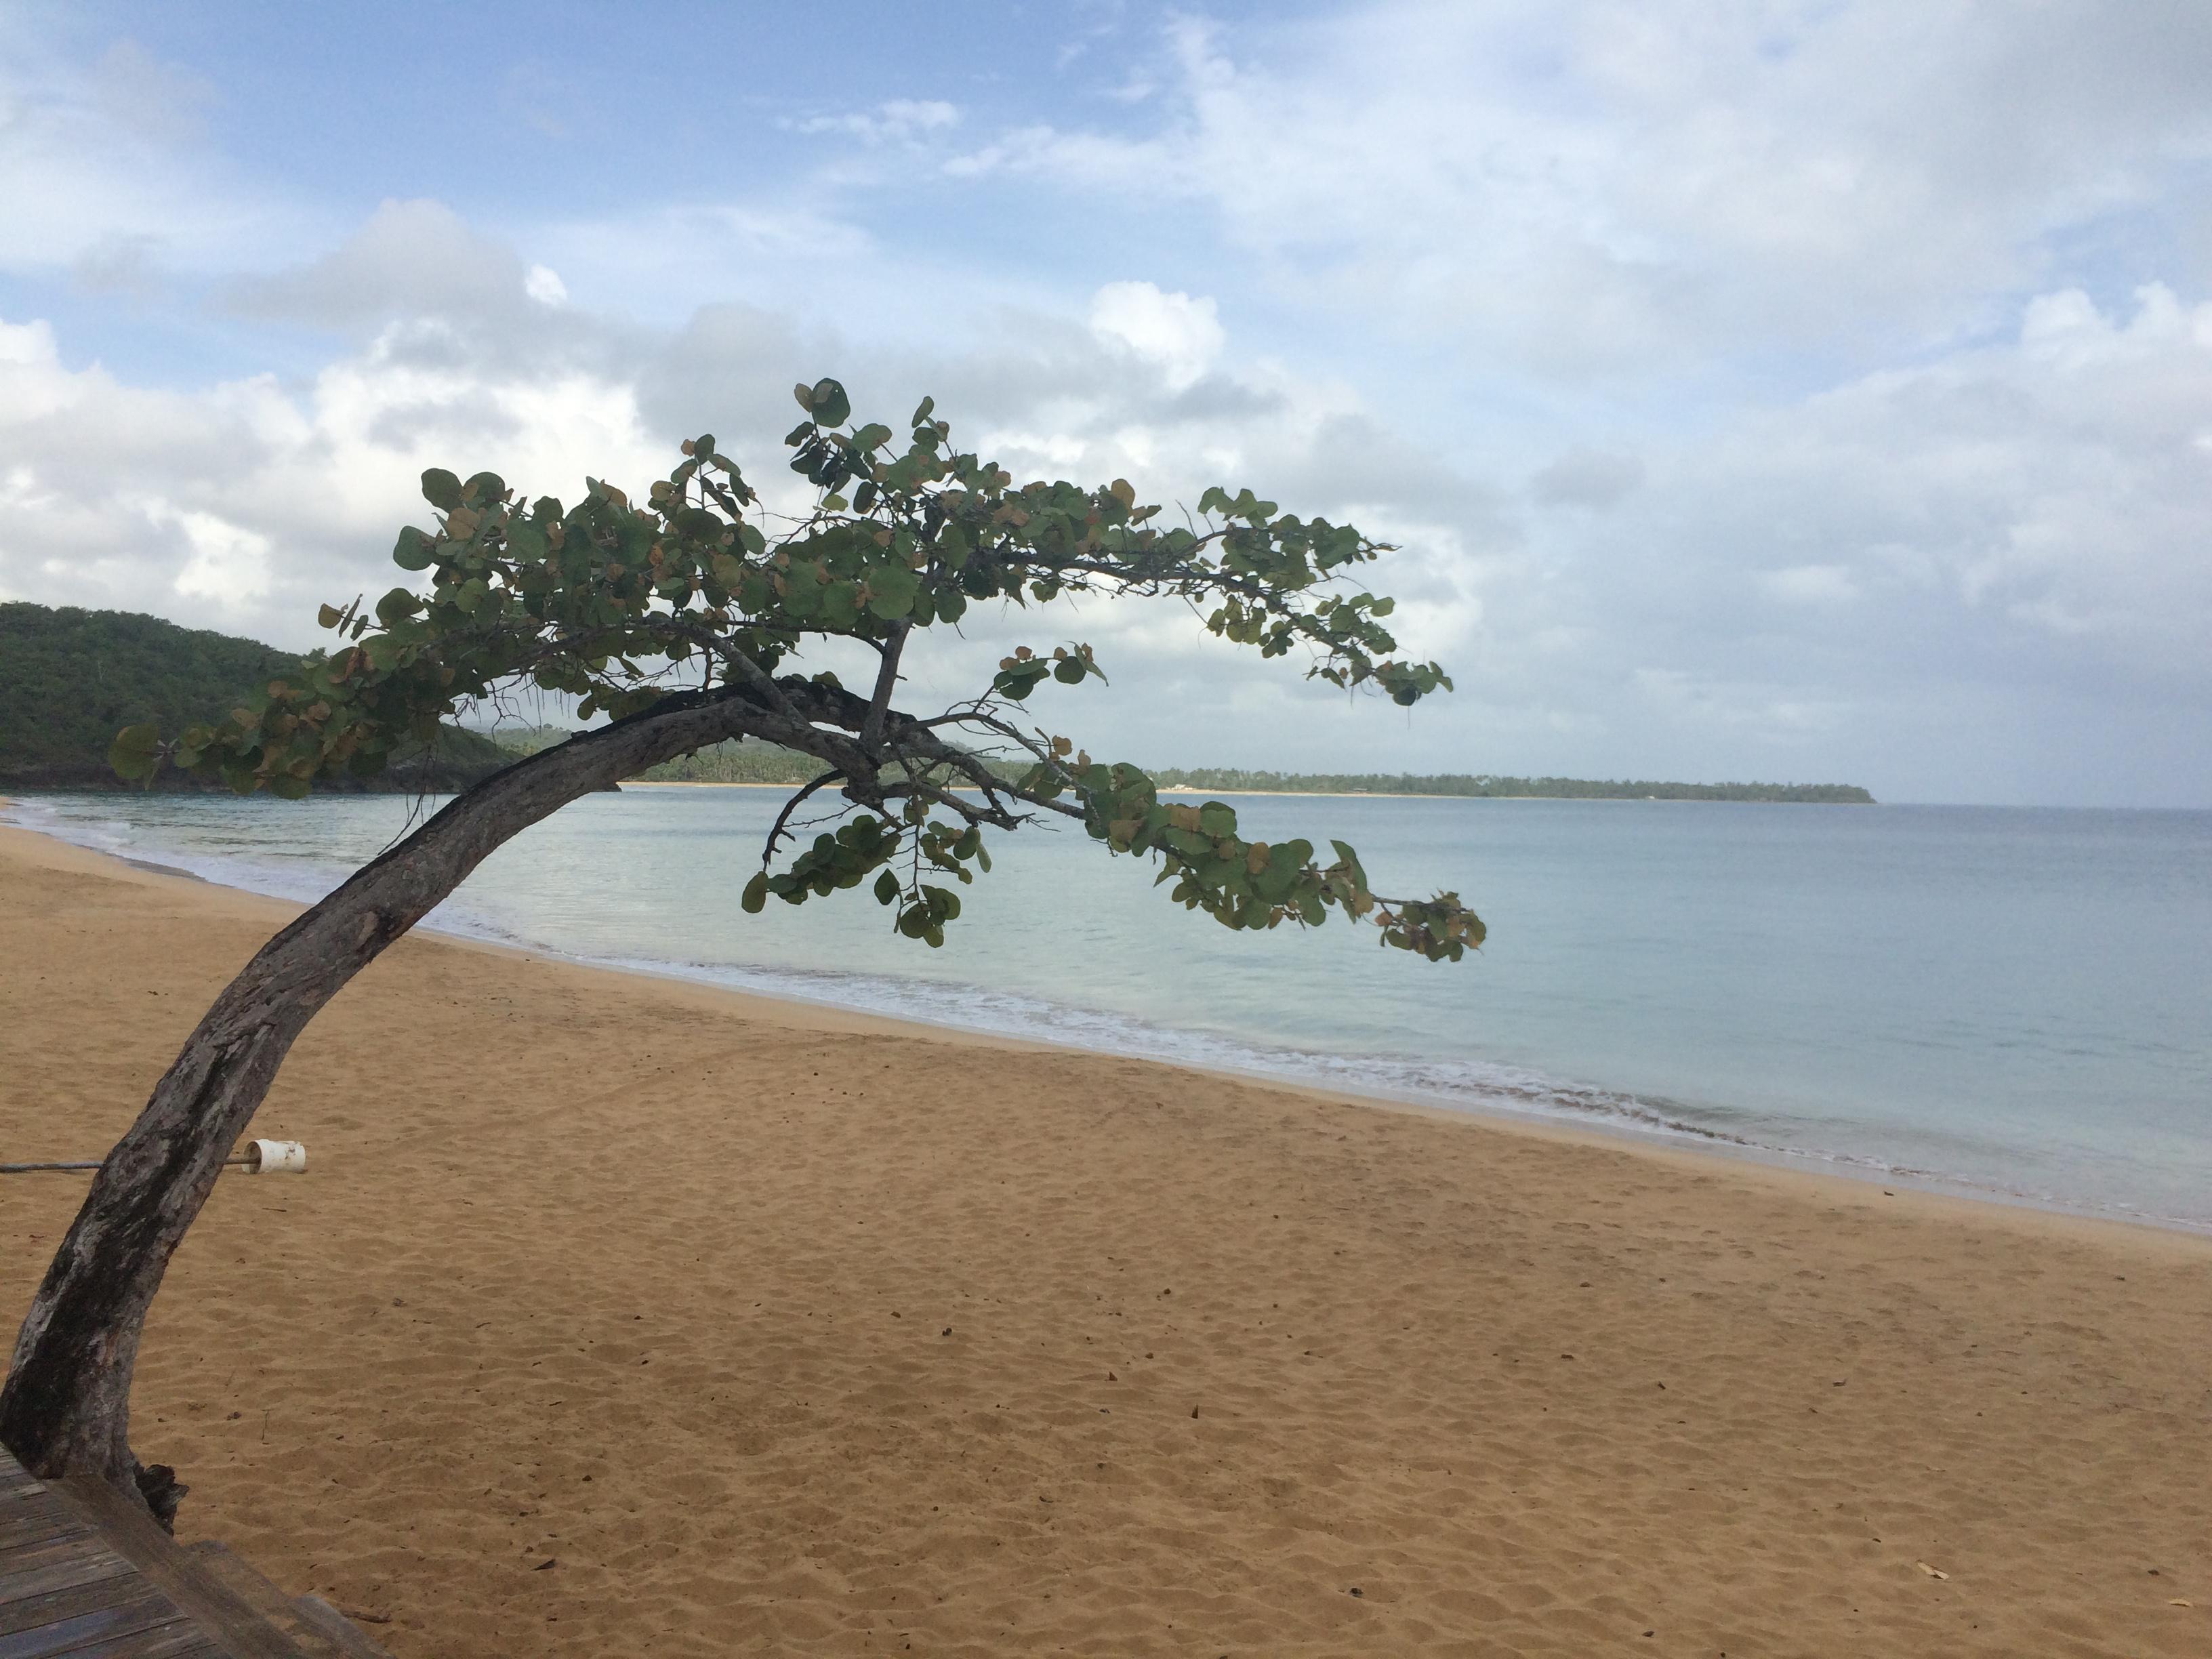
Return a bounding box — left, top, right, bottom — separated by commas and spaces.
1, 824, 2207, 1656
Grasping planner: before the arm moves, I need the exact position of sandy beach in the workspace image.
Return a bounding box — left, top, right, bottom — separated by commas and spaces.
1, 823, 2207, 1657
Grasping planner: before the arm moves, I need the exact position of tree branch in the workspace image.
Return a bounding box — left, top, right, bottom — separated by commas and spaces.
861, 620, 910, 753
762, 769, 847, 863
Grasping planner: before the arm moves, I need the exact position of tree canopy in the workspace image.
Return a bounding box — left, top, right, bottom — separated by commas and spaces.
112, 378, 1484, 961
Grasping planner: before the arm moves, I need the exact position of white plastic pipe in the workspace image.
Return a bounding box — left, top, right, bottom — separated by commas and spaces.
241, 1139, 308, 1174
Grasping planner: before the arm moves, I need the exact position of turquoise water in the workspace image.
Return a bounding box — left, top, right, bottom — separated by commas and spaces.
8, 788, 2210, 1229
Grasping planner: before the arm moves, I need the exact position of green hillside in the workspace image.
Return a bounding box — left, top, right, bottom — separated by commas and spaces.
0, 602, 512, 792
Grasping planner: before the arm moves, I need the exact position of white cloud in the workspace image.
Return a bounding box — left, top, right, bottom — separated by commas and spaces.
1759, 565, 1858, 606
1740, 284, 2212, 673
1530, 448, 1644, 510
525, 264, 569, 308
0, 295, 664, 644
164, 508, 274, 604
947, 2, 2212, 377
1087, 281, 1226, 392
228, 199, 541, 333
790, 99, 960, 144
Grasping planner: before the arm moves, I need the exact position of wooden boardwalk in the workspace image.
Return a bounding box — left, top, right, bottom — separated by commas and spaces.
0, 1444, 388, 1659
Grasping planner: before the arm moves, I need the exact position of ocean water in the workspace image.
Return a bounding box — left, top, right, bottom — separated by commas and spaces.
7, 787, 2209, 1231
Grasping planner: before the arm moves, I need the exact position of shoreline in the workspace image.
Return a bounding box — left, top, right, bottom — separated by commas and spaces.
626, 779, 1869, 804
5, 823, 2210, 1654
1, 814, 2203, 1248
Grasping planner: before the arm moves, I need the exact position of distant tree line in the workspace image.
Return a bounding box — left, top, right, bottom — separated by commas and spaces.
1147, 769, 1875, 803
573, 747, 1876, 803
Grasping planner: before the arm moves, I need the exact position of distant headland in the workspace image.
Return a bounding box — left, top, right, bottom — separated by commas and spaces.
1147, 769, 1875, 804
623, 743, 1873, 803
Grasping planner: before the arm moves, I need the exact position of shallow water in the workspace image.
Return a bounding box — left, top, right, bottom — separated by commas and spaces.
9, 787, 2210, 1229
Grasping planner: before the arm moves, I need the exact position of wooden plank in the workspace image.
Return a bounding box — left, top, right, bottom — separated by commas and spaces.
0, 1550, 136, 1611
0, 1532, 134, 1603
0, 1506, 90, 1555
42, 1616, 217, 1659
1, 1570, 171, 1639
79, 1626, 228, 1659
0, 1584, 178, 1658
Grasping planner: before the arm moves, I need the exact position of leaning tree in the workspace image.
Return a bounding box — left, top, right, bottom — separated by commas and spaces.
1, 379, 1482, 1525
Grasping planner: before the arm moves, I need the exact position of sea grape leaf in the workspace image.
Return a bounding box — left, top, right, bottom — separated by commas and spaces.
108, 724, 160, 781
808, 378, 851, 428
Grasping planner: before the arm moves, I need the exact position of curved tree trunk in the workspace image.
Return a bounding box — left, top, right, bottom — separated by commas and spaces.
0, 691, 775, 1521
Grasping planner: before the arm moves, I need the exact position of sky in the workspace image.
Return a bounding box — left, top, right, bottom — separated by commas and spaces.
3, 1, 2209, 806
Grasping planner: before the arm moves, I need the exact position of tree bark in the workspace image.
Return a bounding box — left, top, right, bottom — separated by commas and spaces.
0, 690, 777, 1519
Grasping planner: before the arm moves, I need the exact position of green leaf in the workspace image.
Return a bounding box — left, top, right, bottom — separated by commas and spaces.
420, 468, 464, 510
741, 872, 769, 914
808, 377, 851, 428
1329, 840, 1368, 888
781, 571, 822, 619
911, 395, 935, 427
866, 562, 919, 619
108, 724, 160, 781
874, 869, 900, 905
392, 527, 436, 571
463, 471, 506, 505
316, 602, 343, 630
506, 519, 548, 561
